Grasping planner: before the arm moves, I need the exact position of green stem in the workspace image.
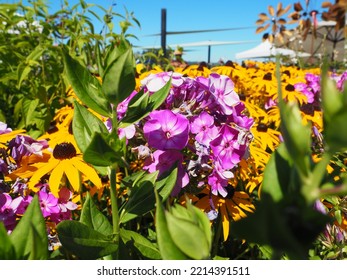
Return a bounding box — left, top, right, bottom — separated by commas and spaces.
109, 165, 120, 239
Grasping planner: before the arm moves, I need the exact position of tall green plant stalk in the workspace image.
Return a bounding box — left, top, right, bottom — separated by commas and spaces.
109, 166, 120, 237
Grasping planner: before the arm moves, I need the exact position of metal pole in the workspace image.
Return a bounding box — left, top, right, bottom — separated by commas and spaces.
207, 45, 211, 65
161, 9, 167, 58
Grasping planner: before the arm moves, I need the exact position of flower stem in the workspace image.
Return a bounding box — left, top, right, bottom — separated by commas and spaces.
109, 165, 120, 243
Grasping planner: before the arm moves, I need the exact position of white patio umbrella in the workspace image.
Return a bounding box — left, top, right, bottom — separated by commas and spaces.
235, 39, 310, 60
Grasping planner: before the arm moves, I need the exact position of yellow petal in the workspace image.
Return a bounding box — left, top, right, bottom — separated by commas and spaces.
49, 161, 66, 197
28, 159, 58, 191
71, 157, 102, 188
220, 206, 230, 241
63, 160, 81, 193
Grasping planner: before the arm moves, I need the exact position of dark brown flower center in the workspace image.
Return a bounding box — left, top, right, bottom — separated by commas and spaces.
263, 72, 272, 81
257, 123, 268, 133
225, 186, 235, 199
53, 142, 77, 159
285, 83, 295, 91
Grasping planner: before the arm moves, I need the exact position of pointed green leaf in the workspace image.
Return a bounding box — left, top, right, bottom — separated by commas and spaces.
62, 48, 111, 117
83, 132, 124, 166
186, 201, 212, 250
80, 192, 113, 236
148, 77, 172, 109
119, 79, 171, 128
102, 47, 135, 106
324, 110, 347, 153
166, 208, 210, 260
119, 172, 159, 223
262, 143, 291, 202
72, 101, 109, 153
9, 195, 48, 259
56, 220, 118, 259
120, 228, 161, 259
154, 190, 188, 260
17, 63, 32, 88
155, 165, 178, 201
0, 223, 16, 259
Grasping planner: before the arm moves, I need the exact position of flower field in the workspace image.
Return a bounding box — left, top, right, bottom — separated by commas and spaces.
1, 0, 347, 260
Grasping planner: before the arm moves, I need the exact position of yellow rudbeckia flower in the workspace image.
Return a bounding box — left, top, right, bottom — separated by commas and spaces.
11, 142, 102, 197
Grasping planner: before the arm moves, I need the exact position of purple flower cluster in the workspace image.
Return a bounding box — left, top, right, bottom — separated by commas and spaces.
294, 73, 321, 104
118, 72, 254, 197
0, 181, 77, 233
8, 135, 48, 165
294, 71, 347, 105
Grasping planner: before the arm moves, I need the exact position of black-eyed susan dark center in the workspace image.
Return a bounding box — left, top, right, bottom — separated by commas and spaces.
225, 186, 235, 199
257, 123, 268, 133
263, 72, 272, 81
53, 142, 77, 159
285, 83, 295, 91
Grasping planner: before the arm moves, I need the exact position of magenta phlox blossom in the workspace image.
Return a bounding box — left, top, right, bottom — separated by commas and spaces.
144, 109, 189, 150
143, 149, 189, 196
0, 193, 22, 232
141, 72, 185, 93
208, 171, 228, 197
117, 90, 138, 120
208, 73, 240, 115
38, 190, 60, 218
294, 73, 320, 104
16, 195, 32, 215
190, 111, 219, 146
210, 124, 245, 170
336, 71, 347, 91
57, 187, 78, 212
227, 102, 254, 130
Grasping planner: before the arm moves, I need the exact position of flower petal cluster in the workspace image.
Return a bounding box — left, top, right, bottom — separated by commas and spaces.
127, 72, 254, 198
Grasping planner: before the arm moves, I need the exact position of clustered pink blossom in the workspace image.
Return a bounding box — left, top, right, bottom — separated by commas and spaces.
0, 183, 77, 234
116, 72, 254, 198
294, 71, 347, 105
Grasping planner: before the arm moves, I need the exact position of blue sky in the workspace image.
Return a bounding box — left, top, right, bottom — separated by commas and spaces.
17, 0, 327, 63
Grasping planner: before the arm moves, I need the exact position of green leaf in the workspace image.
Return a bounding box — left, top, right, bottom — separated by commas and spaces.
80, 192, 113, 236
119, 79, 171, 128
83, 132, 124, 166
102, 47, 135, 106
9, 195, 48, 260
0, 223, 16, 259
166, 208, 210, 260
17, 63, 32, 88
276, 59, 311, 178
155, 165, 178, 201
186, 201, 212, 251
119, 171, 159, 224
56, 220, 118, 260
72, 101, 109, 153
22, 98, 40, 126
120, 228, 161, 260
321, 76, 343, 124
324, 110, 347, 153
231, 193, 330, 259
62, 48, 111, 117
262, 143, 291, 202
154, 190, 188, 260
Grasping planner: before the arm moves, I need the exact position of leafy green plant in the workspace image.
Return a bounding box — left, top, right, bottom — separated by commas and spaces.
0, 0, 140, 137
0, 195, 48, 260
